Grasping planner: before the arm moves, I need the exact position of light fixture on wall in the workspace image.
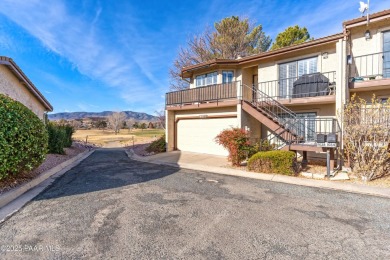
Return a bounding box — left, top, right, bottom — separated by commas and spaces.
322, 52, 328, 59
365, 30, 371, 40
347, 55, 352, 65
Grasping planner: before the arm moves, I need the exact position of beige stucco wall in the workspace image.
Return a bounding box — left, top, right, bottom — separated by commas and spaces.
165, 110, 175, 151
349, 20, 390, 79
256, 44, 338, 99
288, 104, 336, 117
352, 89, 390, 102
0, 65, 46, 120
241, 110, 261, 140
258, 46, 338, 83
349, 20, 390, 57
174, 106, 237, 118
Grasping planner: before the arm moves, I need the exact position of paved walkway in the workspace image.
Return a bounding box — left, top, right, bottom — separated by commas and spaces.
129, 150, 390, 198
1, 149, 390, 259
134, 150, 229, 167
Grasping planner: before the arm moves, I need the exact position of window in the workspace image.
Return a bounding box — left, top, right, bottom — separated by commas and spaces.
222, 71, 234, 83
279, 112, 317, 142
279, 57, 318, 98
296, 112, 317, 142
383, 31, 390, 78
380, 97, 389, 104
195, 72, 217, 87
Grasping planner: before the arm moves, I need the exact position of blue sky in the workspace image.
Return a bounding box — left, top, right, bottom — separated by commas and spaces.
1, 0, 389, 115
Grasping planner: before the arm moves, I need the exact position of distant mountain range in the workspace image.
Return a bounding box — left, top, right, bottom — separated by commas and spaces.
48, 111, 158, 121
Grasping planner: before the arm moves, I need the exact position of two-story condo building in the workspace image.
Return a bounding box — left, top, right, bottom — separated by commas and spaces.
165, 9, 390, 165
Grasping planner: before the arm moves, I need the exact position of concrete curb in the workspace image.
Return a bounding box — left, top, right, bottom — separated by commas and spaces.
126, 150, 390, 199
0, 150, 94, 211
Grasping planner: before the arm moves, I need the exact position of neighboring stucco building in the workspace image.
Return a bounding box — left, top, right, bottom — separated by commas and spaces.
0, 56, 53, 119
165, 9, 390, 163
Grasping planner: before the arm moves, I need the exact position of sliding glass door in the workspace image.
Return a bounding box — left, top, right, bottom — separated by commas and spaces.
279, 57, 317, 99
384, 31, 390, 78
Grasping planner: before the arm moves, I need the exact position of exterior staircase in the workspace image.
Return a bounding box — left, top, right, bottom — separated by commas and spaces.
241, 84, 323, 152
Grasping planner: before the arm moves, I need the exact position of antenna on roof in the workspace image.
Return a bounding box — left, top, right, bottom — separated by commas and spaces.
359, 0, 370, 24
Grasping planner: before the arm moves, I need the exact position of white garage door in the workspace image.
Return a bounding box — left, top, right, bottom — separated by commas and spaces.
176, 117, 237, 156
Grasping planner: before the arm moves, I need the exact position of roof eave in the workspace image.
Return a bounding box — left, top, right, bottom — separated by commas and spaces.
181, 59, 238, 78
343, 9, 390, 28
0, 57, 53, 111
239, 33, 344, 64
181, 33, 344, 77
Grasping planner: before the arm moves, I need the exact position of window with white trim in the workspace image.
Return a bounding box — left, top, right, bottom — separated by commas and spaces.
195, 72, 217, 87
279, 112, 317, 142
383, 31, 390, 78
222, 71, 234, 83
279, 57, 318, 98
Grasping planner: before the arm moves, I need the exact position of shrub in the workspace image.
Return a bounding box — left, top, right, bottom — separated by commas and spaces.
146, 134, 166, 153
62, 125, 74, 148
215, 127, 253, 166
257, 139, 276, 151
47, 123, 67, 154
0, 94, 48, 180
342, 94, 390, 181
46, 122, 74, 153
248, 150, 297, 175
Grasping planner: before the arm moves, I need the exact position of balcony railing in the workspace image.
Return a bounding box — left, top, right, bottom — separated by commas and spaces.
350, 51, 390, 80
250, 117, 341, 148
346, 105, 390, 127
166, 81, 238, 106
166, 71, 336, 107
258, 71, 336, 100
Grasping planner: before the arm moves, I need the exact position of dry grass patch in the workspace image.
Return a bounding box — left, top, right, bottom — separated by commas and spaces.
73, 129, 164, 148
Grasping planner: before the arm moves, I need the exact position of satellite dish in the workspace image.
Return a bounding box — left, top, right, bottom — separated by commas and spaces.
359, 1, 369, 16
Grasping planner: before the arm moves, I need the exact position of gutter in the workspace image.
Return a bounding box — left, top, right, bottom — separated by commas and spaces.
181, 33, 344, 75
0, 57, 53, 112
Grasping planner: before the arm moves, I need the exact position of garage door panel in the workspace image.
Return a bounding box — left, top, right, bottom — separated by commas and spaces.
176, 117, 237, 156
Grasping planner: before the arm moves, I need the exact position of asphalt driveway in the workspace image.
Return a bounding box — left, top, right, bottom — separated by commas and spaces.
1, 149, 390, 259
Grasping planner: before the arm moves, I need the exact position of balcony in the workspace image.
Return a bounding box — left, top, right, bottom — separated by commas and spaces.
258, 71, 336, 106
166, 72, 337, 109
166, 81, 238, 109
350, 51, 390, 91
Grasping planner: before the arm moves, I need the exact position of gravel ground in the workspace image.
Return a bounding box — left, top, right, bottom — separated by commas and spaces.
127, 143, 152, 156
0, 142, 88, 194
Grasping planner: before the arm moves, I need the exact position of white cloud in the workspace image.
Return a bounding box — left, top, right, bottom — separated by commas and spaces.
77, 102, 100, 111
0, 0, 165, 106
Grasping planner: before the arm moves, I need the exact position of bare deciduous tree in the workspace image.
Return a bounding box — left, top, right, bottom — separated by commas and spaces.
126, 119, 135, 132
108, 112, 126, 135
342, 94, 390, 181
155, 110, 166, 129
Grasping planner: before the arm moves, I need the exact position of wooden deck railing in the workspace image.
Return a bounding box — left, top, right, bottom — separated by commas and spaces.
166, 81, 238, 106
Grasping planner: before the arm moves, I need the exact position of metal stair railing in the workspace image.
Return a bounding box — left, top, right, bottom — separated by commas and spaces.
264, 127, 290, 150
241, 83, 296, 121
240, 83, 341, 150
241, 83, 304, 144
